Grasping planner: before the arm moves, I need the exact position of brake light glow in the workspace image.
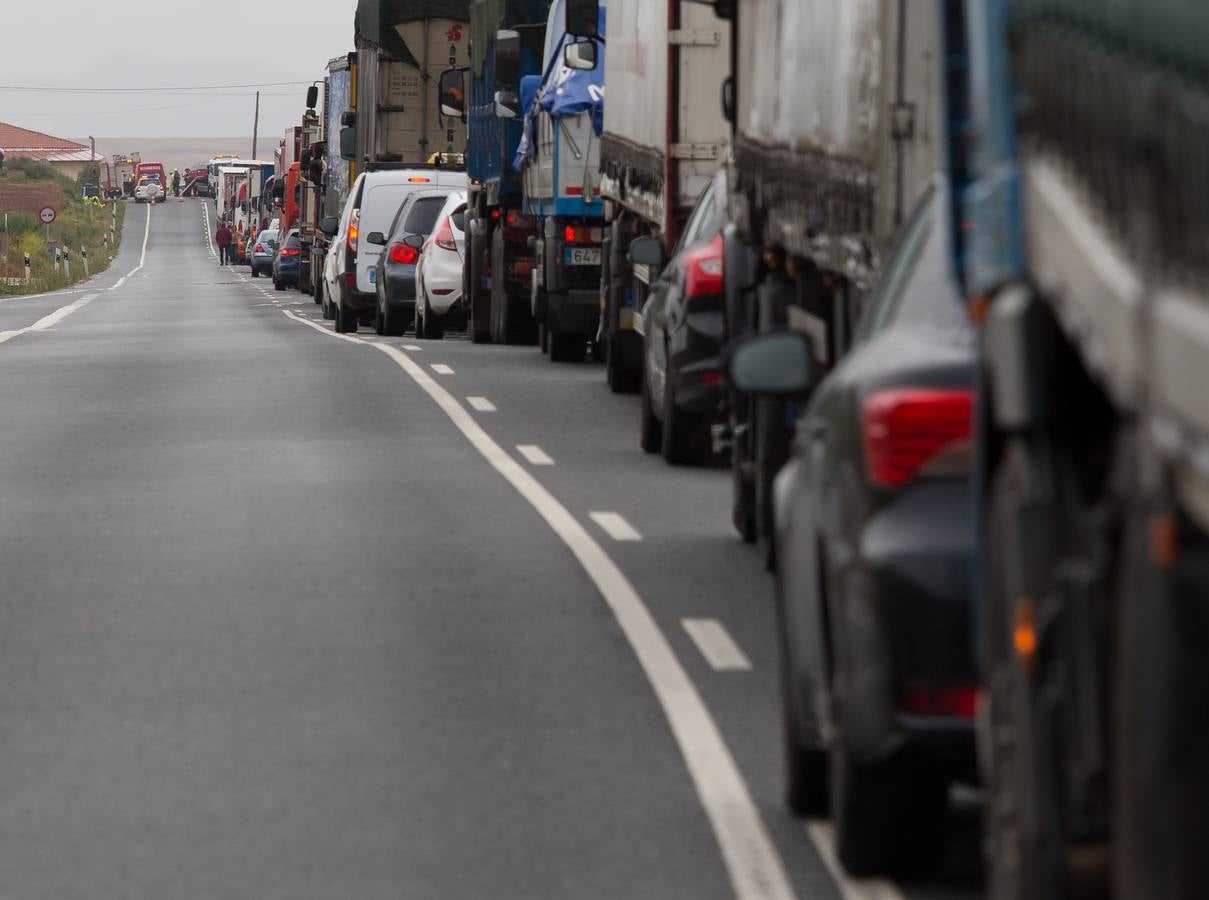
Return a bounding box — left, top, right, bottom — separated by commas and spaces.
564, 225, 601, 244
682, 233, 724, 299
347, 212, 359, 253
433, 217, 457, 252
280, 247, 300, 256
389, 242, 419, 265
862, 389, 974, 488
407, 177, 431, 183
505, 210, 531, 228
254, 244, 264, 253
899, 686, 977, 718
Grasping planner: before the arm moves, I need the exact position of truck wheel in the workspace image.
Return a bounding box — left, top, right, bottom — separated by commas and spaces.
755, 396, 791, 563
549, 332, 586, 363
661, 361, 702, 465
469, 225, 491, 344
639, 360, 662, 454
539, 324, 549, 354
607, 332, 640, 394
490, 227, 507, 344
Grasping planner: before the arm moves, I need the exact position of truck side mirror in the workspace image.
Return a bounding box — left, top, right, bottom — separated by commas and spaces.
628, 235, 666, 270
306, 85, 319, 109
494, 30, 522, 87
564, 40, 597, 71
565, 0, 600, 37
439, 68, 467, 119
724, 331, 819, 397
494, 90, 521, 120
340, 126, 357, 162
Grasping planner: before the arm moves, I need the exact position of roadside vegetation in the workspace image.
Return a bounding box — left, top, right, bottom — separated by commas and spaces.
0, 158, 126, 296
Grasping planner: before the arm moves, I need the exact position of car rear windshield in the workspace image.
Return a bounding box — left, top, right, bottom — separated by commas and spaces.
284, 232, 301, 248
451, 206, 467, 232
402, 196, 447, 236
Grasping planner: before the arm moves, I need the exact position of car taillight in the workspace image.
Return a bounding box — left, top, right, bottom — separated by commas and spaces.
682, 233, 724, 299
347, 213, 359, 253
389, 242, 419, 265
862, 389, 973, 488
899, 686, 977, 718
254, 244, 264, 253
433, 218, 457, 251
564, 225, 601, 244
280, 247, 300, 256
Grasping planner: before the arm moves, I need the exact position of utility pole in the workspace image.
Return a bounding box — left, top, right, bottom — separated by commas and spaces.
251, 91, 260, 160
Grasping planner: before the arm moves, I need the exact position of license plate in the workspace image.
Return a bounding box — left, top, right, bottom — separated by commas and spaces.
565, 247, 601, 266
369, 269, 377, 283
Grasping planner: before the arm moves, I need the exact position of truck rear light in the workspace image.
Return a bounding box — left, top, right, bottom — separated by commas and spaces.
505, 210, 531, 228
564, 225, 601, 244
862, 389, 973, 488
345, 272, 357, 286
389, 242, 419, 265
433, 217, 457, 251
899, 686, 977, 718
682, 233, 724, 299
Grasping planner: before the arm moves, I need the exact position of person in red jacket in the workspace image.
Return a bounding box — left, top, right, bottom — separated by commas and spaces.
215, 222, 233, 265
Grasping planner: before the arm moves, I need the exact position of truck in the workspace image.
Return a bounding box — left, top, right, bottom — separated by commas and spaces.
345, 0, 471, 171
515, 0, 607, 361
951, 2, 1209, 898
427, 0, 548, 344
309, 55, 356, 298
560, 0, 728, 390
719, 0, 942, 545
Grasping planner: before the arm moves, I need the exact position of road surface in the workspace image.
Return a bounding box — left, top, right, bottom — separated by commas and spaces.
0, 200, 981, 899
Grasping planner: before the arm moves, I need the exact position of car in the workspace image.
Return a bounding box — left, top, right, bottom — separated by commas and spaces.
321, 167, 468, 334
632, 169, 729, 465
249, 228, 279, 277
414, 193, 468, 340
134, 177, 165, 203
272, 229, 302, 290
367, 188, 452, 336
727, 179, 976, 878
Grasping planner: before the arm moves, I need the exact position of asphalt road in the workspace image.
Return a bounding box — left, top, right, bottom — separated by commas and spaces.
0, 199, 983, 900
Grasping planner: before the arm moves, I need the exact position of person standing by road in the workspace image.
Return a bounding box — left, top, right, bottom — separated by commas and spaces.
215, 221, 233, 265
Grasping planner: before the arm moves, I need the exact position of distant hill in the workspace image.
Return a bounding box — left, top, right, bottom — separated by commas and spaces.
83, 137, 273, 173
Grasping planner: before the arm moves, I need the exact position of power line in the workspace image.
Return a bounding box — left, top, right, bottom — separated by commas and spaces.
0, 81, 312, 94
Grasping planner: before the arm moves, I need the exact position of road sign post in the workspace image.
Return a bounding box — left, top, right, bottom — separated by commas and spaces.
40, 206, 57, 244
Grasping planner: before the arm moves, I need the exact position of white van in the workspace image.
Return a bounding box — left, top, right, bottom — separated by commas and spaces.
322, 168, 468, 333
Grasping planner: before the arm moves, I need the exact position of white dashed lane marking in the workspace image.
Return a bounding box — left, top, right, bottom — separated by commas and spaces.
466, 396, 496, 412
516, 444, 554, 466
589, 511, 643, 542
402, 344, 421, 351
430, 363, 454, 375
682, 619, 753, 672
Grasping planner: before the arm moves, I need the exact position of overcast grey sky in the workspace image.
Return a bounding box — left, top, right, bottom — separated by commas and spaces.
0, 0, 358, 139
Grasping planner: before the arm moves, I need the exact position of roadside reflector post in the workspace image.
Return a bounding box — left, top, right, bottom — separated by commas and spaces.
53, 246, 60, 274
23, 253, 31, 284
63, 246, 71, 279
81, 246, 89, 277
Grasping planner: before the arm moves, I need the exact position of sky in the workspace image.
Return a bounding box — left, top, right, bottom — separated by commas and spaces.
0, 0, 359, 140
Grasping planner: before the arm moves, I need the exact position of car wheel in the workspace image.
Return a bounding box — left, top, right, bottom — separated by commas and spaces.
335, 302, 357, 334
414, 300, 426, 339
776, 564, 829, 816
321, 284, 335, 320
251, 268, 259, 278
539, 324, 549, 355
639, 358, 663, 454
607, 332, 640, 394
661, 358, 702, 465
427, 308, 446, 340
374, 299, 386, 336
385, 303, 406, 337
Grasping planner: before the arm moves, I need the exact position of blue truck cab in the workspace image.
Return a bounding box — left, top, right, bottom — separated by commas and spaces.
514, 0, 606, 362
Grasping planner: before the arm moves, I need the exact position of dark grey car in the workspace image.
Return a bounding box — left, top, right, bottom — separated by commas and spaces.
368, 190, 451, 337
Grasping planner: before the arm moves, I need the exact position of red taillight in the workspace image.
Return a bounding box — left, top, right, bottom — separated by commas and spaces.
862, 389, 973, 488
490, 208, 501, 220
347, 213, 359, 253
900, 686, 977, 718
505, 209, 531, 228
254, 244, 264, 253
564, 225, 601, 244
280, 247, 300, 256
682, 233, 724, 299
433, 217, 457, 251
389, 242, 419, 265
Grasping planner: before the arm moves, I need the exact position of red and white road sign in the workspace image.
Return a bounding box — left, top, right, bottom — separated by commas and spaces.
39, 206, 57, 224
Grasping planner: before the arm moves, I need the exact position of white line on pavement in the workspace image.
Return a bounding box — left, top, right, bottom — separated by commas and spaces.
430, 363, 454, 375
125, 202, 152, 277
589, 511, 643, 542
202, 203, 215, 257
402, 344, 421, 351
278, 307, 797, 900
0, 292, 100, 346
805, 822, 906, 900
109, 276, 126, 291
516, 444, 554, 466
466, 396, 497, 412
682, 619, 753, 672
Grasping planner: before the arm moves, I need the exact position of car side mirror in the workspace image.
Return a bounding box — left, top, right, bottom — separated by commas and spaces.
564, 39, 597, 70
366, 231, 387, 246
402, 233, 424, 250
725, 331, 819, 396
494, 90, 521, 120
628, 235, 665, 270
319, 215, 339, 237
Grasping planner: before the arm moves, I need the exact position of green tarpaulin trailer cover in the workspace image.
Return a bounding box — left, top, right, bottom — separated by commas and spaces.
356, 0, 473, 67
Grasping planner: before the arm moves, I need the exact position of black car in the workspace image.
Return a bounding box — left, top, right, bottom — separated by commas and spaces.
631, 169, 729, 465
728, 180, 976, 877
272, 229, 302, 290
368, 189, 451, 337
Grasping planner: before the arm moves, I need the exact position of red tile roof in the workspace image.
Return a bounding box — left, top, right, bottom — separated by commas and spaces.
0, 122, 87, 152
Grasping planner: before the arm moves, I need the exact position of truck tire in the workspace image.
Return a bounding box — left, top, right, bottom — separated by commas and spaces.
755, 396, 791, 550
469, 222, 492, 344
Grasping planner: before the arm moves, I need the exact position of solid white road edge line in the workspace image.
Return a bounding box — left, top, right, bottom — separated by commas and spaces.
0, 292, 101, 346
682, 619, 753, 672
109, 276, 126, 291
125, 202, 152, 277
804, 822, 906, 900
202, 202, 215, 257
589, 511, 643, 542
466, 396, 497, 412
278, 307, 797, 900
516, 444, 554, 466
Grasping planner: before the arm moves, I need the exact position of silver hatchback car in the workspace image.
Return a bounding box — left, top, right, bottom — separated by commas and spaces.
249, 229, 279, 277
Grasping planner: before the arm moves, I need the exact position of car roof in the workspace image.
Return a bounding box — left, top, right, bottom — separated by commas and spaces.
357, 169, 468, 188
